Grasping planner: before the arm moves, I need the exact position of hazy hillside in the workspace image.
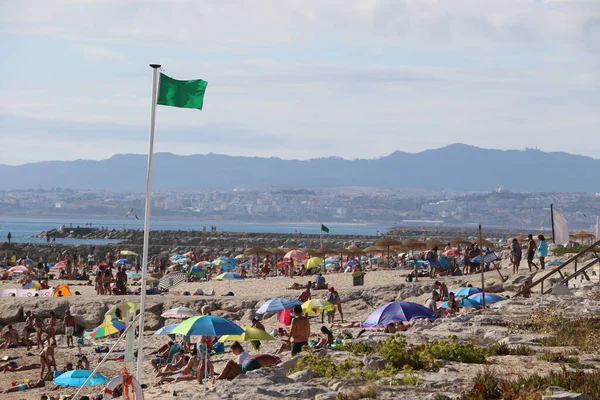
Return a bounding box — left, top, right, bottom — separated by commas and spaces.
1, 144, 598, 192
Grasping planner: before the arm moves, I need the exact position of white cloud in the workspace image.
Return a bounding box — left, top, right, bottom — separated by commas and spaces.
1, 0, 600, 165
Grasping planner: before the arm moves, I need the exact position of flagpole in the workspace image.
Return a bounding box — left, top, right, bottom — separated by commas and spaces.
136, 63, 161, 382
320, 223, 323, 249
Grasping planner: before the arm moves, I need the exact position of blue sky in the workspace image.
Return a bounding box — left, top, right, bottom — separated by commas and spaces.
1, 0, 599, 165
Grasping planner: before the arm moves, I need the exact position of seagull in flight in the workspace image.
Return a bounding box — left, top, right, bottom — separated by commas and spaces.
125, 208, 134, 218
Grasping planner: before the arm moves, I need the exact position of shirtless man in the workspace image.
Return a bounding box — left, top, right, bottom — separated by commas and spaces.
297, 287, 311, 303
115, 267, 127, 295
39, 345, 57, 380
526, 234, 538, 271
289, 305, 310, 356
63, 311, 76, 348
0, 325, 19, 350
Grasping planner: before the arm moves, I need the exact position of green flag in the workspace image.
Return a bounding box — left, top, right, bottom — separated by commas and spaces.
157, 73, 208, 110
321, 224, 329, 233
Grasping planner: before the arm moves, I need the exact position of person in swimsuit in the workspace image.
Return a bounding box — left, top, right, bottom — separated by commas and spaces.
22, 311, 36, 350
289, 305, 310, 356
47, 311, 57, 346
39, 345, 57, 380
95, 270, 104, 295
527, 234, 538, 271
0, 325, 19, 350
63, 311, 76, 348
2, 379, 45, 393
103, 268, 113, 295
446, 292, 461, 314
34, 314, 46, 349
216, 341, 250, 380
241, 354, 280, 374
0, 361, 41, 373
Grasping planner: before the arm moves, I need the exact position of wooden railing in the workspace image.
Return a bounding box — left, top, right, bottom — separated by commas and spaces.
515, 239, 600, 296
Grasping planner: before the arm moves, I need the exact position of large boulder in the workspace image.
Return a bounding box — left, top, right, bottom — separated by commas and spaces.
69, 300, 108, 329
363, 354, 388, 371
288, 369, 318, 383
0, 301, 23, 325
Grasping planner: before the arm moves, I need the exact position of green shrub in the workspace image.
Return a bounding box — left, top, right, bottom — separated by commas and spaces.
487, 343, 535, 356
337, 341, 375, 355
417, 336, 487, 365
538, 352, 579, 364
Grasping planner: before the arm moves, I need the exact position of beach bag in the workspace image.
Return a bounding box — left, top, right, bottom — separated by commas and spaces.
212, 341, 224, 353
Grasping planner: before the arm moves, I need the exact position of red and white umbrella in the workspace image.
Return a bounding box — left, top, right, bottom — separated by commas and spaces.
284, 250, 308, 260
161, 307, 200, 319
9, 265, 30, 273
442, 249, 461, 257
52, 261, 67, 269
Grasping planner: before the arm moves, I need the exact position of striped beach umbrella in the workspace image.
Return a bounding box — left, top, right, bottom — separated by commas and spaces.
256, 298, 301, 314
361, 301, 438, 328
91, 319, 126, 339
214, 272, 243, 280
158, 272, 187, 290
161, 307, 200, 319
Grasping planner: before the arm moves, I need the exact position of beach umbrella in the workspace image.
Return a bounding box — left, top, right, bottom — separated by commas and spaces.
20, 258, 34, 266
171, 315, 244, 336
54, 370, 108, 387
120, 250, 137, 256
162, 307, 200, 319
234, 254, 245, 260
284, 249, 308, 260
218, 257, 237, 266
306, 257, 323, 269
275, 261, 288, 269
454, 287, 483, 297
439, 297, 482, 309
153, 323, 179, 335
214, 272, 243, 280
256, 298, 301, 314
158, 272, 188, 290
364, 246, 384, 254
212, 259, 233, 267
243, 248, 270, 257
302, 299, 336, 315
268, 248, 287, 256
442, 249, 461, 257
218, 327, 276, 342
316, 247, 336, 255
115, 258, 132, 265
188, 266, 206, 278
360, 301, 439, 328
468, 292, 507, 304
169, 254, 186, 261
196, 261, 212, 267
470, 252, 501, 264
91, 319, 126, 339
305, 249, 324, 257
24, 281, 42, 290
375, 237, 402, 261
8, 265, 30, 273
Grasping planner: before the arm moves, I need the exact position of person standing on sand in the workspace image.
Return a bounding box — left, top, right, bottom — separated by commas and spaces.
527, 234, 538, 271
22, 311, 36, 350
7, 232, 11, 243
63, 311, 76, 348
537, 235, 548, 270
289, 305, 310, 356
47, 311, 57, 346
39, 344, 57, 380
511, 238, 522, 275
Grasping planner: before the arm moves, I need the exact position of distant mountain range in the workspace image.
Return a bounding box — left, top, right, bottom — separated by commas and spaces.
1, 144, 598, 192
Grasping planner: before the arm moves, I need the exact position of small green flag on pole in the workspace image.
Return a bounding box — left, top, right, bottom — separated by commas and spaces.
157, 73, 208, 110
321, 224, 330, 233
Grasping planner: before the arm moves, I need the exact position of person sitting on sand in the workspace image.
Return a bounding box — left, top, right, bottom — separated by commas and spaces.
425, 291, 442, 314
520, 280, 533, 298
216, 341, 249, 380
0, 325, 19, 350
315, 274, 327, 289
384, 323, 396, 334
240, 354, 281, 374
160, 349, 186, 373
446, 292, 460, 314
312, 326, 334, 349
0, 361, 41, 373
39, 345, 57, 380
287, 282, 308, 290
151, 341, 179, 372
76, 355, 89, 370
2, 379, 45, 393
297, 287, 311, 303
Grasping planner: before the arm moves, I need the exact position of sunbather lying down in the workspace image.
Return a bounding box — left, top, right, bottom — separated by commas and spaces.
0, 362, 41, 373
3, 379, 45, 393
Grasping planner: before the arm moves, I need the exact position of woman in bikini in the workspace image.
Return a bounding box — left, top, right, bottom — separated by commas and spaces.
95, 270, 104, 295
46, 311, 57, 346
39, 345, 57, 380
34, 315, 46, 349
103, 267, 113, 295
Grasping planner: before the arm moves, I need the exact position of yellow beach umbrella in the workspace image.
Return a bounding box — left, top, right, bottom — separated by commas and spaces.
305, 257, 323, 269
302, 299, 335, 315
120, 250, 137, 256
218, 327, 276, 342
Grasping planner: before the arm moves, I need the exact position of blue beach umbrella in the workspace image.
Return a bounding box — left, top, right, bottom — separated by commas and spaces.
153, 324, 179, 335
361, 301, 439, 328
115, 259, 132, 265
439, 297, 482, 309
256, 298, 301, 314
454, 287, 483, 297
214, 272, 243, 280
54, 370, 108, 387
468, 292, 507, 304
